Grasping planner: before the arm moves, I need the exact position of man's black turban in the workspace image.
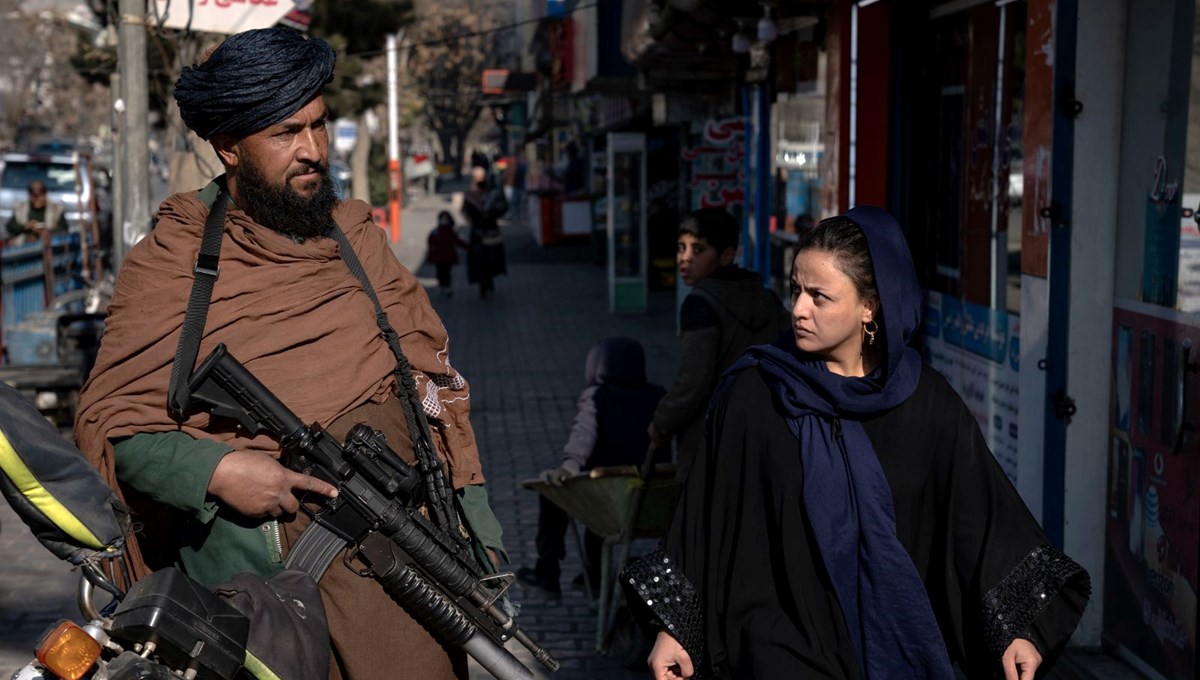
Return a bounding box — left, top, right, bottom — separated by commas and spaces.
174, 27, 336, 141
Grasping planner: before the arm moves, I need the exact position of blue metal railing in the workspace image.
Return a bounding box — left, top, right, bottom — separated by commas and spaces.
1, 233, 86, 331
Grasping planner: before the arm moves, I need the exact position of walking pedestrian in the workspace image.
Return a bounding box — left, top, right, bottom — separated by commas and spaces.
427, 210, 467, 297
462, 166, 508, 298
623, 207, 1090, 680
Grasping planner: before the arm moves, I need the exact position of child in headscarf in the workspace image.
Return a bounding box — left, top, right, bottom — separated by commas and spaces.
518, 337, 667, 597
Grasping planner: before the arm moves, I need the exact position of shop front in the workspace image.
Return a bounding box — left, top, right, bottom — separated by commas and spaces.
885, 0, 1038, 502
1102, 1, 1200, 677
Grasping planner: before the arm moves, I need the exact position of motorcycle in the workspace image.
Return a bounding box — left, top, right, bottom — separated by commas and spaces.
12, 564, 253, 680
1, 383, 324, 680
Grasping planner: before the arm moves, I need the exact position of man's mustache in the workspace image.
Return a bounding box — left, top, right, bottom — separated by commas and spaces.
288, 161, 327, 179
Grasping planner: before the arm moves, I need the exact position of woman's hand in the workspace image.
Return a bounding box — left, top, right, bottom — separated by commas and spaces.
1001, 638, 1042, 680
648, 630, 693, 680
208, 450, 338, 518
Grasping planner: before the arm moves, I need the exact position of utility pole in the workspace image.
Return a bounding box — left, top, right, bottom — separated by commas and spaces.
386, 31, 404, 243
110, 72, 123, 263
115, 0, 150, 270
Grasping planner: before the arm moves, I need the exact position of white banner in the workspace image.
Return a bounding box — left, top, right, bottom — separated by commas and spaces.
152, 0, 296, 35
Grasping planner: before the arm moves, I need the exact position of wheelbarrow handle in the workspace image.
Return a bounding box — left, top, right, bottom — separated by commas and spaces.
627, 442, 664, 536
638, 441, 661, 481
600, 443, 663, 650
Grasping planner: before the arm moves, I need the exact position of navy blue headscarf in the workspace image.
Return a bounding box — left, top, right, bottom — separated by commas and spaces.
174, 27, 335, 140
722, 206, 954, 679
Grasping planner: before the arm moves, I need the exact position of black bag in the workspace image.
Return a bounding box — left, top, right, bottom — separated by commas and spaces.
215, 569, 330, 680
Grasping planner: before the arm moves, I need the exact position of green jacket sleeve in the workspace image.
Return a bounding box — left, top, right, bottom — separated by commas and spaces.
457, 484, 507, 564
113, 431, 232, 524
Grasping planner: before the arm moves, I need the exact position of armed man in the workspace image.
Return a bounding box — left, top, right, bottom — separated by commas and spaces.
75, 28, 506, 680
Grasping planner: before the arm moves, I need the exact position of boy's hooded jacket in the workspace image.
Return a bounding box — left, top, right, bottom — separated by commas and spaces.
652, 267, 789, 476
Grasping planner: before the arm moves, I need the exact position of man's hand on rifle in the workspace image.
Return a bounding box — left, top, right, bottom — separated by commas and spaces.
208, 450, 338, 518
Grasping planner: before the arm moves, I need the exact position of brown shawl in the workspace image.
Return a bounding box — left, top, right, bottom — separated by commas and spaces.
75, 190, 482, 578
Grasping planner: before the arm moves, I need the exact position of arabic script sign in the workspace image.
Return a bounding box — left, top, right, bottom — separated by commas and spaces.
153, 0, 296, 35
682, 118, 747, 210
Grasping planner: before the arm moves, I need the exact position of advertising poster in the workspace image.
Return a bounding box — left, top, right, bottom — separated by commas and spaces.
1103, 300, 1199, 680
682, 118, 747, 213
922, 291, 1021, 485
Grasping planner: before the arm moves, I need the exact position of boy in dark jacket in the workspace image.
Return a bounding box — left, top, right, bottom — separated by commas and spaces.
518, 337, 667, 596
648, 208, 790, 480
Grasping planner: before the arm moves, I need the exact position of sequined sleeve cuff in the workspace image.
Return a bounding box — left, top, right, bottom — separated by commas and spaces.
620, 549, 706, 673
981, 544, 1091, 657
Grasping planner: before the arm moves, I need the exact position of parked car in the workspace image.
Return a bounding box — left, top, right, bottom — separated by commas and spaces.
0, 153, 94, 233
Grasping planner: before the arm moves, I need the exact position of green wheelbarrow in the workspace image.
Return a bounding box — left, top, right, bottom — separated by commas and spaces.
521, 455, 679, 653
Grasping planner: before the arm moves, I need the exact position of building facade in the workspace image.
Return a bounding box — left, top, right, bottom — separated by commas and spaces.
604, 1, 1200, 677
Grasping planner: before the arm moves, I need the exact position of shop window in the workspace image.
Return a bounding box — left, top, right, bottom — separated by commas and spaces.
773, 94, 827, 234
770, 45, 827, 300
910, 3, 1026, 314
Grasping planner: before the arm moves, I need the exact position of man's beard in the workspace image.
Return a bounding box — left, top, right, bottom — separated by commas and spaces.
236, 154, 338, 240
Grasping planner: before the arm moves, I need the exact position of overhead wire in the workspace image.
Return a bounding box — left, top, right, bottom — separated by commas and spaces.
344, 1, 604, 58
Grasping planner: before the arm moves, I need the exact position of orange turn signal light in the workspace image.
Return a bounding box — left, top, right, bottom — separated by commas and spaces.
35, 620, 101, 680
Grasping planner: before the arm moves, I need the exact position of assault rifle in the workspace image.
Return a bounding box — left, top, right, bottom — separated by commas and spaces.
186, 344, 558, 680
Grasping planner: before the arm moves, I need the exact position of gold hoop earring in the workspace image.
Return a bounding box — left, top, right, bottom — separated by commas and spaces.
863, 319, 878, 347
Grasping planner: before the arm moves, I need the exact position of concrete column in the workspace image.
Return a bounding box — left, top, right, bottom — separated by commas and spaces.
1062, 0, 1128, 646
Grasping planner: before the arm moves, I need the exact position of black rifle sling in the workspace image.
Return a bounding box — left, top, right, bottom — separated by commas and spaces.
168, 190, 228, 421
326, 227, 456, 517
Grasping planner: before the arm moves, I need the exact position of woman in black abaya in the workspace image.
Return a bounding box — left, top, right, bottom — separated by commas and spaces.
622, 207, 1090, 680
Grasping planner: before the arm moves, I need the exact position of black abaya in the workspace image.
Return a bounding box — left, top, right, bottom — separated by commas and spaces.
625, 364, 1089, 679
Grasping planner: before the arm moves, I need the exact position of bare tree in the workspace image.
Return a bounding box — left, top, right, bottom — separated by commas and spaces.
408, 2, 513, 175
0, 2, 117, 148
0, 1, 40, 143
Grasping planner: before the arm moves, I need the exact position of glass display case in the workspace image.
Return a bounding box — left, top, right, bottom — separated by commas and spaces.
606, 133, 647, 314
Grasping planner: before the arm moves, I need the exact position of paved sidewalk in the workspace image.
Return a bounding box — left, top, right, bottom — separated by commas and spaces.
0, 504, 79, 672
394, 191, 678, 679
